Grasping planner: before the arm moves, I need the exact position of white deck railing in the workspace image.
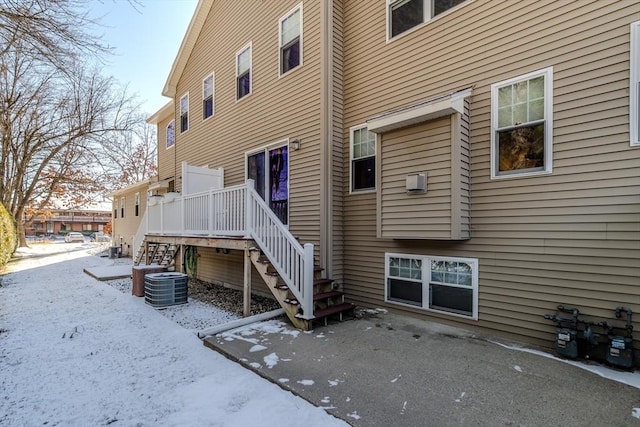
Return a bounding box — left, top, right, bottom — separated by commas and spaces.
146, 180, 314, 320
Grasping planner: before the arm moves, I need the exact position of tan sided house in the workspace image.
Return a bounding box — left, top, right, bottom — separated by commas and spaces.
139, 0, 640, 360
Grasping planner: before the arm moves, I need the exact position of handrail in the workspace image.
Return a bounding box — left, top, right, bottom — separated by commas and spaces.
145, 180, 315, 320
245, 181, 314, 320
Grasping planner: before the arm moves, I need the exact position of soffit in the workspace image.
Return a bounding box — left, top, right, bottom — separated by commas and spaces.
367, 88, 472, 133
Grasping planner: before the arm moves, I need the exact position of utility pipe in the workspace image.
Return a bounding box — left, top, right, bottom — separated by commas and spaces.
196, 308, 285, 339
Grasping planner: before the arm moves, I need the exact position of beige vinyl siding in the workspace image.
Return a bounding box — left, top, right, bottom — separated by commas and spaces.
112, 183, 148, 257
195, 247, 272, 297
157, 114, 177, 182
172, 0, 323, 246
160, 1, 324, 293
342, 0, 640, 351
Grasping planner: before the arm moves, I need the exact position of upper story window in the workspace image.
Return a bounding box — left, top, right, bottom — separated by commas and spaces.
631, 21, 639, 146
203, 73, 214, 120
236, 43, 252, 100
120, 196, 125, 218
491, 67, 553, 179
134, 192, 140, 216
180, 93, 189, 133
279, 4, 302, 75
166, 120, 175, 148
388, 0, 467, 39
350, 125, 376, 192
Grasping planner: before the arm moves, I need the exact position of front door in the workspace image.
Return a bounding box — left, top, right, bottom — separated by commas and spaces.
247, 144, 289, 225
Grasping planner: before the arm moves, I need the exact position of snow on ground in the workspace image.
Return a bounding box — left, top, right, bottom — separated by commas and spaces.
0, 246, 347, 427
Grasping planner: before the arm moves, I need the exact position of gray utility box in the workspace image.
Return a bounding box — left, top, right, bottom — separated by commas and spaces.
144, 272, 188, 308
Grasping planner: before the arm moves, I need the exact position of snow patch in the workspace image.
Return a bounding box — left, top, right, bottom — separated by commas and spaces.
297, 379, 315, 386
632, 408, 640, 419
391, 374, 401, 383
279, 378, 290, 383
454, 392, 466, 403
264, 352, 279, 369
249, 344, 267, 353
514, 365, 523, 372
249, 362, 261, 369
321, 396, 331, 404
347, 411, 361, 420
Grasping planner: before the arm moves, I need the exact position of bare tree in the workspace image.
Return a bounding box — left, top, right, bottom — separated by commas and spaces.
0, 0, 108, 68
0, 41, 137, 246
94, 114, 158, 190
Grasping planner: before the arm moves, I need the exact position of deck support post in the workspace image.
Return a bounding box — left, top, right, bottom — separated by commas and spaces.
243, 245, 251, 317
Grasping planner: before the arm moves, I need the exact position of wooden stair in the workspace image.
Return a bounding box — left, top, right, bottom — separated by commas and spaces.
249, 247, 354, 330
134, 239, 177, 270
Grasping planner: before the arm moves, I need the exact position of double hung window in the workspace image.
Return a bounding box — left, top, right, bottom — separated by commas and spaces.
350, 125, 376, 192
134, 192, 140, 217
120, 197, 125, 218
388, 0, 467, 39
180, 93, 189, 133
491, 67, 553, 178
203, 74, 214, 120
279, 4, 302, 75
236, 43, 252, 100
166, 120, 175, 148
386, 253, 478, 319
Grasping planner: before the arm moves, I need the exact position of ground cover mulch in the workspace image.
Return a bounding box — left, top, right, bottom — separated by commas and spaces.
187, 278, 281, 316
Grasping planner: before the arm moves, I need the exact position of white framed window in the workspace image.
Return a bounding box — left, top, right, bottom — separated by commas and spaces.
491, 67, 553, 179
385, 253, 479, 320
236, 43, 252, 100
387, 0, 468, 40
166, 120, 175, 149
134, 192, 140, 217
180, 93, 189, 133
120, 196, 125, 218
279, 3, 303, 76
631, 21, 640, 146
203, 73, 214, 120
350, 124, 376, 192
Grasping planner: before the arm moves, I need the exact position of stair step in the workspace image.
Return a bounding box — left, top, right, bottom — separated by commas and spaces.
284, 298, 299, 305
314, 278, 334, 287
275, 285, 289, 291
313, 302, 355, 319
313, 290, 344, 301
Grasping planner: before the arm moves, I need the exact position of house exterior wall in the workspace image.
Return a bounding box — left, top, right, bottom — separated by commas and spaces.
112, 183, 148, 257
341, 0, 640, 348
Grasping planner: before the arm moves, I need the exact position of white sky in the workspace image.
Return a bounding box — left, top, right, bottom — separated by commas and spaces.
89, 0, 198, 116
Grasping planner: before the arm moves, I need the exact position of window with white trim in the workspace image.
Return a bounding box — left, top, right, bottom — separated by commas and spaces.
350, 125, 376, 192
236, 43, 252, 100
385, 253, 478, 319
279, 4, 302, 75
387, 0, 467, 39
631, 21, 639, 146
180, 93, 189, 133
120, 196, 125, 218
491, 67, 553, 178
203, 73, 214, 119
166, 120, 175, 148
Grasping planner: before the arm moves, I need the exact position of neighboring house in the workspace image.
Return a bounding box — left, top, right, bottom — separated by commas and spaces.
110, 180, 152, 257
143, 0, 640, 354
25, 204, 111, 236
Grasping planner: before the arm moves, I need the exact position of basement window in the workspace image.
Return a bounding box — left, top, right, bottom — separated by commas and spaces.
385, 253, 478, 319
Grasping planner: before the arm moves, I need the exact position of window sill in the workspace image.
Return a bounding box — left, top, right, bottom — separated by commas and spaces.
490, 169, 552, 180
349, 188, 376, 195
385, 299, 478, 321
278, 64, 303, 80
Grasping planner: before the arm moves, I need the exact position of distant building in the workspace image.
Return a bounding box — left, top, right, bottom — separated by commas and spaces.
25, 203, 111, 236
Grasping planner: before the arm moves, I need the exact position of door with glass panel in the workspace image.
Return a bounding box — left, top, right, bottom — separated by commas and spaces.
247, 144, 289, 225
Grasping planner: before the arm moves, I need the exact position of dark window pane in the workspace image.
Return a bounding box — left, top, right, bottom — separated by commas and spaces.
237, 72, 250, 99
497, 122, 545, 173
203, 98, 213, 119
269, 146, 288, 225
247, 152, 265, 200
180, 113, 188, 132
352, 157, 375, 191
391, 0, 423, 38
281, 40, 300, 74
434, 0, 466, 16
429, 284, 472, 316
388, 278, 422, 306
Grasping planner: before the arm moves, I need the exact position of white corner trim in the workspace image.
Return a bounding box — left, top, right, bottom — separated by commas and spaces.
367, 88, 472, 133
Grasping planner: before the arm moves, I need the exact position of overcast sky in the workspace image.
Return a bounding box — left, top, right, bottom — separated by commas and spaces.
89, 0, 198, 116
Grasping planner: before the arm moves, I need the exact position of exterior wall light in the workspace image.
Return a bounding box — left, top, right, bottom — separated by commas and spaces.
290, 139, 300, 151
